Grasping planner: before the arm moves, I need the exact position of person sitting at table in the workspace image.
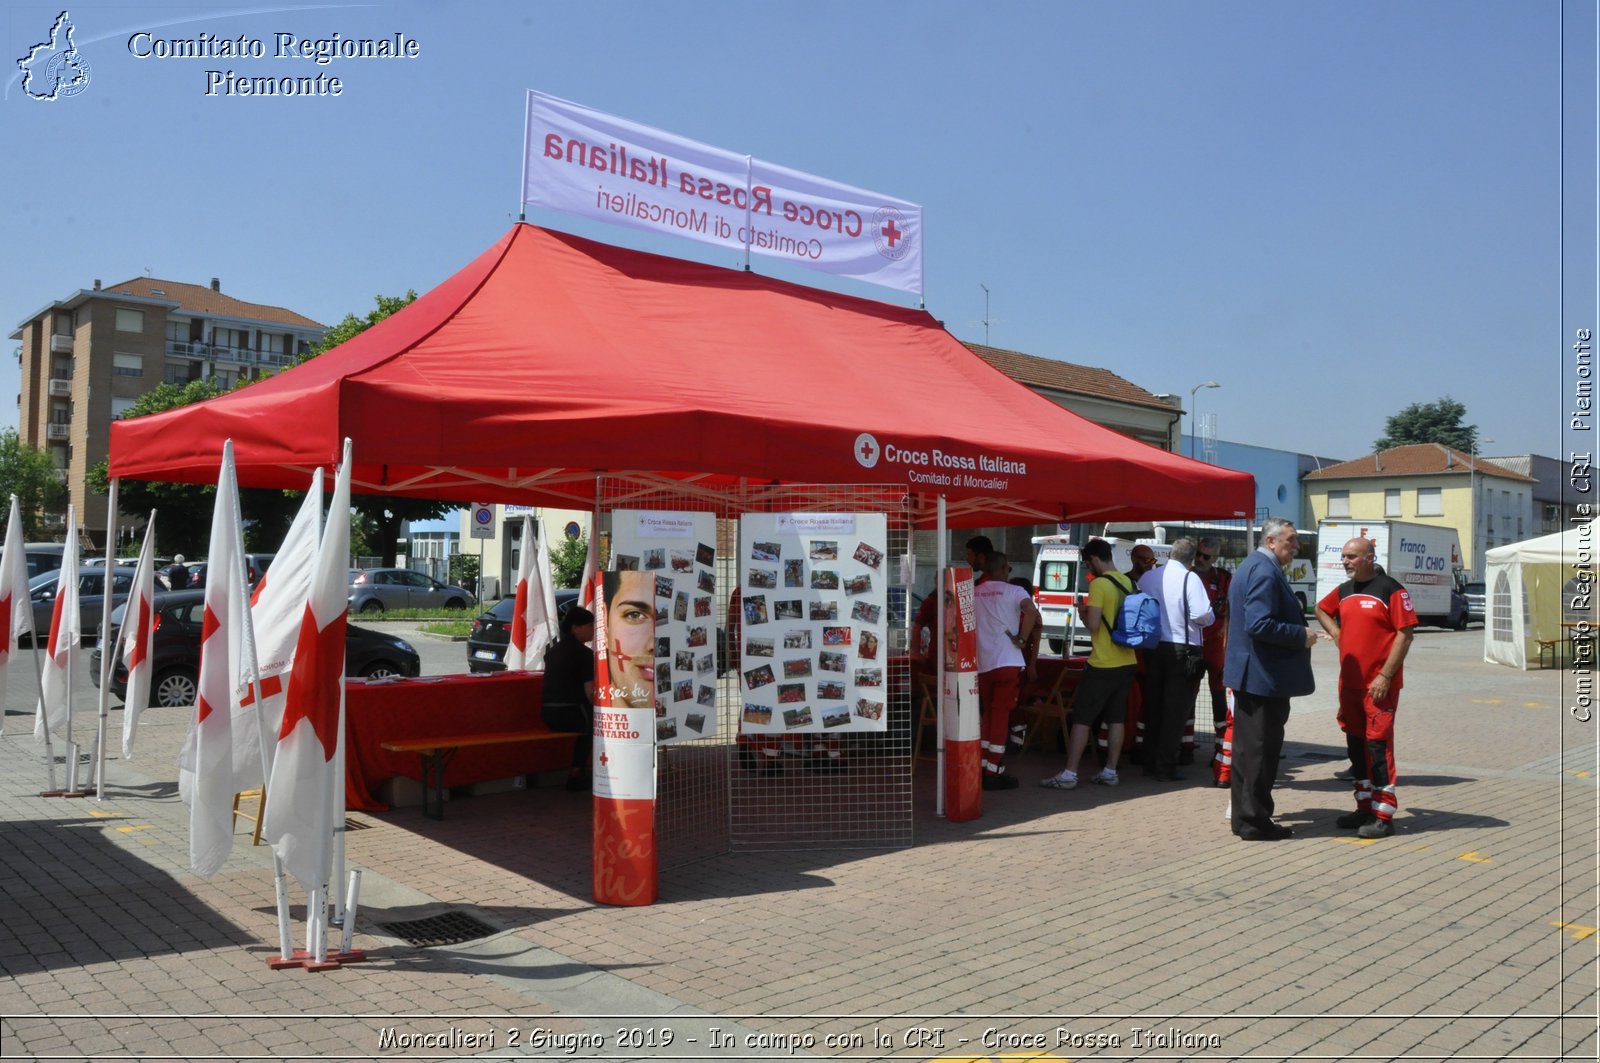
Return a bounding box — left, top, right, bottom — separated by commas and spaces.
542, 606, 596, 792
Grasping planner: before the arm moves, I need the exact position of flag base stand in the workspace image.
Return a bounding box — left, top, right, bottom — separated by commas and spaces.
39, 788, 92, 799
267, 948, 367, 972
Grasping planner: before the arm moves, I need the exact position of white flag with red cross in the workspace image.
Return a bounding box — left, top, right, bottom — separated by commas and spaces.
262, 446, 350, 894
233, 471, 323, 790
0, 496, 34, 715
34, 513, 80, 740
120, 517, 159, 758
506, 514, 559, 671
187, 445, 250, 878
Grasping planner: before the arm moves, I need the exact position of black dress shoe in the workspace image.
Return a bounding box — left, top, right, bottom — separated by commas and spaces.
981, 773, 1020, 791
1336, 809, 1376, 829
1238, 822, 1293, 841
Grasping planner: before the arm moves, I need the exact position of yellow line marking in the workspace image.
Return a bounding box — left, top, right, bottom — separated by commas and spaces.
1459, 851, 1492, 863
1553, 921, 1598, 941
86, 809, 123, 818
1470, 698, 1503, 705
1565, 770, 1592, 779
1523, 701, 1545, 709
1332, 837, 1380, 846
114, 824, 151, 833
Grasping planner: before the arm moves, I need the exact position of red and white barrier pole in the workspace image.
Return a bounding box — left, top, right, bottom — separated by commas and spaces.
943, 565, 982, 821
592, 570, 658, 906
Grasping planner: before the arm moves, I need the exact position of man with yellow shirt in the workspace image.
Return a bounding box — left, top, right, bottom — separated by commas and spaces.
1041, 539, 1135, 790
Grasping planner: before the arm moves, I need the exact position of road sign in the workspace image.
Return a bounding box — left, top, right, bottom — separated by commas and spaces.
470, 502, 495, 540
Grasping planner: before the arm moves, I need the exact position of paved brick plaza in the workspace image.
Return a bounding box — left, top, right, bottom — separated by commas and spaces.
1, 625, 1594, 1061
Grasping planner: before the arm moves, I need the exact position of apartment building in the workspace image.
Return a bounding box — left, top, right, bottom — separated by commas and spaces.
11, 277, 325, 541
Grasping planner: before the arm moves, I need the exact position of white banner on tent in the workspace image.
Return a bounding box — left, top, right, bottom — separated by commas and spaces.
522, 89, 923, 296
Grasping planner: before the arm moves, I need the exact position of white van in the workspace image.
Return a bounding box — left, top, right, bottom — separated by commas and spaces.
1031, 535, 1170, 654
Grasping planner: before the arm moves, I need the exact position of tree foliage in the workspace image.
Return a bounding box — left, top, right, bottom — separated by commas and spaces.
0, 429, 66, 539
1372, 396, 1478, 453
550, 535, 589, 589
302, 291, 419, 361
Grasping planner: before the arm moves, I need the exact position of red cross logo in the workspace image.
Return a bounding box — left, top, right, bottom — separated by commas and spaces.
598, 752, 609, 767
853, 432, 881, 469
880, 218, 901, 247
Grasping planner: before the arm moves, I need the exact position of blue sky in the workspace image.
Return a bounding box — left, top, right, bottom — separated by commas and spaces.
3, 1, 1593, 464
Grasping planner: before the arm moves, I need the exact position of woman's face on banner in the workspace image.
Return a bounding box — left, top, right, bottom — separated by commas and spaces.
607, 570, 657, 704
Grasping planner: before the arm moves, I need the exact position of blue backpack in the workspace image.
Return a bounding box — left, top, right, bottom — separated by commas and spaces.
1106, 572, 1160, 648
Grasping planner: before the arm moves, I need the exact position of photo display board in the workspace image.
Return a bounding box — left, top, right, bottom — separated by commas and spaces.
609, 509, 718, 745
738, 512, 889, 734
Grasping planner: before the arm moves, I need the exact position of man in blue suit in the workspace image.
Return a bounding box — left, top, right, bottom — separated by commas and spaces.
1223, 517, 1322, 840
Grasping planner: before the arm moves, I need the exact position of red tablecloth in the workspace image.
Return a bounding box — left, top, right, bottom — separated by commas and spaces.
345, 671, 576, 811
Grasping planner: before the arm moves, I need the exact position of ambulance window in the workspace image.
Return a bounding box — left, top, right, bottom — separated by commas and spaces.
1040, 561, 1073, 592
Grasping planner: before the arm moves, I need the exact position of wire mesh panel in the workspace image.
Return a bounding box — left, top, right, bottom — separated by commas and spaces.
595, 477, 914, 864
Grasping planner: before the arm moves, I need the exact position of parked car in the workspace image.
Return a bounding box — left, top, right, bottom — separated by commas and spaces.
467, 589, 580, 672
349, 568, 475, 614
21, 542, 65, 581
89, 590, 422, 707
27, 566, 139, 646
1463, 580, 1486, 625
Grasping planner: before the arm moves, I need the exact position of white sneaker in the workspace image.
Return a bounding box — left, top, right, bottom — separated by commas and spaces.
1040, 770, 1078, 790
1222, 798, 1232, 821
1092, 768, 1119, 787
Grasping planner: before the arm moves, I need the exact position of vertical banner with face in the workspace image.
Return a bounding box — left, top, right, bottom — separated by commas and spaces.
608, 509, 718, 745
943, 565, 982, 821
592, 570, 658, 906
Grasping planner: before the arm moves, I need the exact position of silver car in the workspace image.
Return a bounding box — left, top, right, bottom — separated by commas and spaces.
348, 568, 475, 614
27, 566, 139, 645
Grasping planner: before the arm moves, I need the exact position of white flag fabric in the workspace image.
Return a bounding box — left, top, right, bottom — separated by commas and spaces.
0, 497, 34, 714
119, 518, 159, 758
506, 515, 559, 670
234, 470, 324, 790
34, 513, 80, 740
578, 527, 598, 609
263, 445, 350, 894
186, 444, 250, 878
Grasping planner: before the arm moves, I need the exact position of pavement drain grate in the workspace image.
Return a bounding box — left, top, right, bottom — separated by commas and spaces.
342, 818, 371, 831
378, 911, 500, 947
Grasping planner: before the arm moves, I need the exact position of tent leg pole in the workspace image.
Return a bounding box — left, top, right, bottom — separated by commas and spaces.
935, 495, 946, 819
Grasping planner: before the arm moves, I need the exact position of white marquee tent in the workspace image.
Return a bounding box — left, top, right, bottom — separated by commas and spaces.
1483, 518, 1598, 669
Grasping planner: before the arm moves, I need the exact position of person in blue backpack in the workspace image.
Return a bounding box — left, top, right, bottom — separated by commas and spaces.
1041, 539, 1137, 790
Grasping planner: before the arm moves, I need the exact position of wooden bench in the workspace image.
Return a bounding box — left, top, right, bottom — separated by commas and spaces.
379, 730, 580, 820
1536, 638, 1562, 670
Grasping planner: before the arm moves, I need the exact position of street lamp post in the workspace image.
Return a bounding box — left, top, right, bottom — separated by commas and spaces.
1470, 437, 1494, 578
1190, 381, 1220, 460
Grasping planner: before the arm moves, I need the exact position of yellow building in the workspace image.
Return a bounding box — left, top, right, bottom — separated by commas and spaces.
1303, 443, 1535, 579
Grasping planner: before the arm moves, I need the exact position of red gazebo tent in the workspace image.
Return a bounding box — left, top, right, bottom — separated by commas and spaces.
109, 223, 1252, 524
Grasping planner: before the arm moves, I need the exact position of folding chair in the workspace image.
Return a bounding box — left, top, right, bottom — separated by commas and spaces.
1019, 662, 1081, 754
231, 786, 266, 846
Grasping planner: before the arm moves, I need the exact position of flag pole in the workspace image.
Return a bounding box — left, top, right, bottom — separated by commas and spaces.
14, 495, 56, 792
62, 508, 80, 794
330, 442, 351, 932
92, 479, 120, 799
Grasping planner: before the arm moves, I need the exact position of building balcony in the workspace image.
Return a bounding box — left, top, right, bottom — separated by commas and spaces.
49, 335, 73, 354
45, 423, 70, 441
166, 339, 293, 369
47, 379, 71, 397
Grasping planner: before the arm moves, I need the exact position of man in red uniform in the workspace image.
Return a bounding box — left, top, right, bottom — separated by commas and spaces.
1315, 536, 1417, 839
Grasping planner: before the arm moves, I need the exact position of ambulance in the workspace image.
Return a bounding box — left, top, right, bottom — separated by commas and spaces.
1031, 535, 1170, 654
